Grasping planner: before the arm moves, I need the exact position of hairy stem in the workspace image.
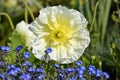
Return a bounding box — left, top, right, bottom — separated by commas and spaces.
22, 0, 35, 21
0, 12, 14, 30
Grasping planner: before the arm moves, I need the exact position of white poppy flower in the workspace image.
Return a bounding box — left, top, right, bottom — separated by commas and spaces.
29, 6, 90, 64
15, 21, 36, 49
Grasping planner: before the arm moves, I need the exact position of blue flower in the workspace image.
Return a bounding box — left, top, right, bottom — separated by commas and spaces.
53, 64, 59, 69
22, 62, 27, 67
6, 69, 18, 76
103, 72, 110, 79
78, 74, 83, 78
22, 61, 33, 67
7, 64, 16, 69
0, 46, 10, 52
78, 70, 84, 75
76, 67, 85, 76
0, 62, 6, 67
65, 68, 75, 75
58, 73, 64, 80
16, 67, 21, 73
24, 52, 30, 59
88, 65, 96, 71
0, 73, 4, 79
88, 65, 96, 75
19, 73, 31, 80
35, 68, 44, 74
58, 69, 64, 73
37, 75, 45, 80
14, 45, 23, 52
44, 48, 52, 54
27, 67, 35, 73
96, 69, 102, 77
80, 66, 86, 71
76, 60, 82, 66
37, 75, 43, 80
69, 76, 77, 80
27, 62, 33, 67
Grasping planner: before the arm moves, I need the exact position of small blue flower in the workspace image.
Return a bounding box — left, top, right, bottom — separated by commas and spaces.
24, 52, 30, 59
37, 75, 43, 80
76, 60, 82, 66
88, 65, 96, 71
16, 67, 21, 73
88, 65, 96, 75
0, 46, 10, 52
53, 64, 59, 69
22, 62, 27, 67
27, 62, 33, 67
66, 68, 72, 73
78, 70, 84, 75
23, 61, 33, 67
27, 67, 35, 73
80, 66, 86, 71
6, 69, 18, 76
58, 73, 64, 80
14, 45, 23, 52
65, 68, 75, 74
19, 73, 31, 80
7, 64, 16, 69
45, 48, 52, 54
69, 75, 77, 80
103, 72, 110, 79
35, 68, 44, 74
78, 74, 83, 78
37, 75, 45, 80
58, 69, 64, 73
88, 70, 96, 75
96, 69, 102, 77
0, 62, 6, 67
0, 73, 4, 79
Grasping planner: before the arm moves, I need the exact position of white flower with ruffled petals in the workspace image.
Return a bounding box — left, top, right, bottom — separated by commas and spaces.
29, 6, 90, 64
15, 21, 36, 49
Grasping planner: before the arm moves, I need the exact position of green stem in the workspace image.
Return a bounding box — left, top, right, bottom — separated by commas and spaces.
78, 0, 84, 14
32, 0, 43, 9
101, 0, 111, 44
90, 2, 99, 32
98, 0, 104, 32
85, 0, 92, 23
25, 8, 28, 23
0, 12, 14, 30
22, 0, 35, 21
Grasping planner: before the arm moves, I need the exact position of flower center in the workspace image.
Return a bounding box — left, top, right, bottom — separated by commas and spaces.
56, 31, 63, 38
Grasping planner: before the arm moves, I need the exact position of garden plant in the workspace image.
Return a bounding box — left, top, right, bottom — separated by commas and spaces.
0, 0, 120, 80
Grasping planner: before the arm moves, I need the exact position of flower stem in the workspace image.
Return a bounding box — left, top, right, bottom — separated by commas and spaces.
25, 8, 28, 23
89, 2, 99, 32
0, 12, 14, 30
22, 0, 35, 21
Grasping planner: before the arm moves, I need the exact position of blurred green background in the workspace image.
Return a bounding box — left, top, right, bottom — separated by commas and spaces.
0, 0, 120, 80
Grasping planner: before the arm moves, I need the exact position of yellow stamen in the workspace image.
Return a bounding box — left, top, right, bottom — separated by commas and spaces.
56, 31, 63, 38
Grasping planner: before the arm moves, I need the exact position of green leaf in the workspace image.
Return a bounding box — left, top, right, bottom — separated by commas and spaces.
7, 31, 26, 63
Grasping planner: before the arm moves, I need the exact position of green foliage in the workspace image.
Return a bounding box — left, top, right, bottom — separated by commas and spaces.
6, 31, 39, 65
0, 0, 120, 79
7, 31, 26, 63
81, 55, 102, 69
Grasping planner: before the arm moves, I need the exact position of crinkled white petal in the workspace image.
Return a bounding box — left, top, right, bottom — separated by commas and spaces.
30, 5, 90, 64
31, 38, 47, 59
15, 21, 36, 49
